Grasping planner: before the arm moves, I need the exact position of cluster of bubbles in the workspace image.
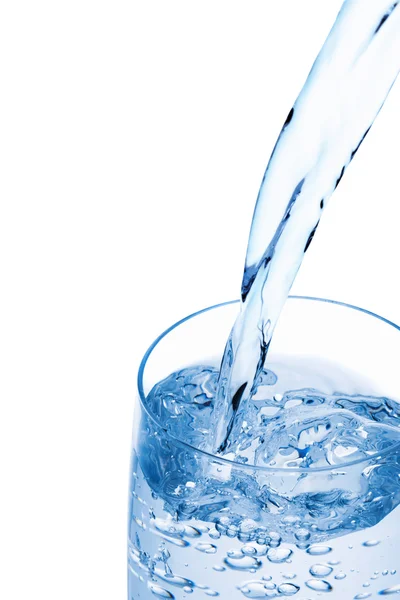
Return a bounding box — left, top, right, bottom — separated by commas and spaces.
130, 512, 400, 599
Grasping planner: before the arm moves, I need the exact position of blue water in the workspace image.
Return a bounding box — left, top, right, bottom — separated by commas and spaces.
129, 1, 400, 598
129, 364, 400, 599
142, 366, 400, 542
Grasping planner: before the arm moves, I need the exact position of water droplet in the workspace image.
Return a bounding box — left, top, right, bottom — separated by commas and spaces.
383, 571, 389, 576
195, 543, 217, 554
309, 564, 333, 578
305, 579, 333, 592
335, 573, 347, 580
213, 565, 225, 572
362, 540, 380, 548
205, 591, 219, 597
283, 573, 296, 580
262, 576, 272, 582
354, 594, 371, 599
183, 587, 193, 594
328, 560, 341, 566
224, 556, 262, 571
267, 547, 292, 563
363, 582, 371, 587
379, 584, 400, 594
306, 545, 332, 556
391, 570, 397, 575
277, 582, 300, 595
149, 584, 175, 599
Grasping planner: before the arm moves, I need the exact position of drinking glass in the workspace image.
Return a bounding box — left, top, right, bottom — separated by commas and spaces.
128, 297, 400, 599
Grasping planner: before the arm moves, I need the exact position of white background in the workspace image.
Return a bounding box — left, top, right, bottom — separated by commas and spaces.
1, 1, 399, 599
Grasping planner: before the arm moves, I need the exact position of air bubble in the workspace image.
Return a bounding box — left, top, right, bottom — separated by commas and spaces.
134, 516, 146, 530
154, 518, 184, 538
242, 545, 257, 556
309, 564, 333, 578
149, 584, 175, 599
184, 526, 202, 538
195, 543, 217, 554
263, 582, 276, 591
155, 570, 194, 589
277, 582, 300, 595
227, 550, 243, 558
362, 540, 380, 548
305, 579, 333, 592
295, 528, 310, 542
209, 529, 221, 540
152, 531, 190, 548
379, 584, 400, 594
306, 545, 332, 556
268, 532, 282, 547
240, 519, 258, 533
238, 581, 276, 598
224, 556, 262, 571
227, 525, 239, 538
267, 547, 292, 563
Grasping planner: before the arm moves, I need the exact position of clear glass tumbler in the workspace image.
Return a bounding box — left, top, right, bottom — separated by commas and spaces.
128, 297, 400, 600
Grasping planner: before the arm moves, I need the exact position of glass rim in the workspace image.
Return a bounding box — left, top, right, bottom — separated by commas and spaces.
137, 296, 400, 473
